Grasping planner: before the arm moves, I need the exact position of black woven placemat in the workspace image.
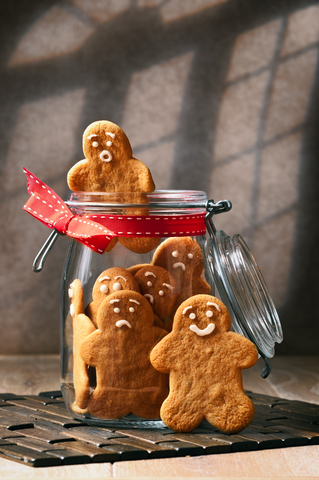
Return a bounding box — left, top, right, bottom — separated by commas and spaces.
0, 390, 319, 467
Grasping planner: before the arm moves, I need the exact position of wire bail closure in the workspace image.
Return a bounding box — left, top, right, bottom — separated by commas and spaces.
32, 229, 64, 273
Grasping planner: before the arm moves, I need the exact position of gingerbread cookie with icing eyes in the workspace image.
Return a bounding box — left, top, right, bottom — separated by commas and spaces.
152, 237, 211, 309
67, 120, 155, 193
134, 265, 178, 332
67, 120, 159, 254
68, 279, 96, 413
150, 295, 258, 433
85, 267, 140, 328
80, 290, 168, 419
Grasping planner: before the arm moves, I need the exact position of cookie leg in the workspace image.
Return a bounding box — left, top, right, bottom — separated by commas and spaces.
73, 314, 95, 410
205, 392, 255, 434
160, 394, 204, 432
87, 388, 131, 419
119, 237, 160, 254
131, 384, 169, 420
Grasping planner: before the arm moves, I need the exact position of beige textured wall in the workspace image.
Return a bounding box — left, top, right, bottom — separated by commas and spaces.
1, 0, 319, 354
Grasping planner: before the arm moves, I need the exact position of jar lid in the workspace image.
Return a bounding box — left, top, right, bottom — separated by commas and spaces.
205, 206, 283, 378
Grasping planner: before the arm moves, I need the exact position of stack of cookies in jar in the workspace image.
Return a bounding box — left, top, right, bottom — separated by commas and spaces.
67, 121, 258, 434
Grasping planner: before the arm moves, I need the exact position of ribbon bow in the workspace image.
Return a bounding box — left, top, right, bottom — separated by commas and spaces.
23, 168, 115, 254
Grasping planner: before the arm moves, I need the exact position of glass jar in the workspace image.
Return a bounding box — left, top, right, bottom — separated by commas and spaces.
32, 188, 283, 428
61, 190, 212, 427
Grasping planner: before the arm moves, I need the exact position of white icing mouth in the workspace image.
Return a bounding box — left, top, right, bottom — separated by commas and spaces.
190, 323, 215, 336
100, 150, 112, 162
173, 262, 186, 271
116, 320, 132, 329
144, 294, 154, 304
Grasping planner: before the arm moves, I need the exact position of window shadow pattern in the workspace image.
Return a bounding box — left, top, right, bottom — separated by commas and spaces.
0, 0, 318, 354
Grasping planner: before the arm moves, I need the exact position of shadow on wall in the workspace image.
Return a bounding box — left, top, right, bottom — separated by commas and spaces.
0, 0, 318, 354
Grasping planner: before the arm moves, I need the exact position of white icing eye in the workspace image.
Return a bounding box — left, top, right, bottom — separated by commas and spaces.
68, 288, 73, 298
100, 285, 108, 294
188, 253, 193, 259
113, 282, 122, 291
70, 304, 75, 317
129, 307, 135, 313
206, 310, 213, 318
106, 141, 112, 147
114, 307, 120, 313
147, 281, 152, 287
172, 250, 179, 257
92, 141, 99, 147
159, 290, 164, 296
189, 313, 196, 320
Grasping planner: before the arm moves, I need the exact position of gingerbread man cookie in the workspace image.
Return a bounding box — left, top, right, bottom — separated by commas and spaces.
67, 120, 160, 254
68, 279, 95, 413
67, 120, 155, 193
80, 290, 168, 419
150, 295, 258, 433
85, 267, 140, 328
134, 265, 178, 332
152, 237, 211, 308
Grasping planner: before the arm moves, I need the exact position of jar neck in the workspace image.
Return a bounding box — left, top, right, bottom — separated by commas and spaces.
66, 190, 208, 216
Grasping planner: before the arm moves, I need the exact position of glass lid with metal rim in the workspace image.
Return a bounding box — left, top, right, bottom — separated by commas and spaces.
205, 200, 283, 379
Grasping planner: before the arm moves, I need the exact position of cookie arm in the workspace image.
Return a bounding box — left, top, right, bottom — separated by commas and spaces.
67, 159, 89, 191
227, 332, 259, 369
131, 158, 155, 192
79, 329, 101, 367
150, 334, 178, 372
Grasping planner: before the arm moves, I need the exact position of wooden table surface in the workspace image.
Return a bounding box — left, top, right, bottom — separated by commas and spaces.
0, 354, 318, 479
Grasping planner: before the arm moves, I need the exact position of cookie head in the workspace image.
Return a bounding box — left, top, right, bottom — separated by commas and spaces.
83, 120, 132, 167
174, 295, 231, 338
152, 237, 204, 280
97, 290, 154, 331
92, 267, 140, 304
134, 266, 177, 320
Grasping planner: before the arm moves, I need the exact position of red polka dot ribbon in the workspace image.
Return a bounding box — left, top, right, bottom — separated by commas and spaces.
23, 168, 206, 254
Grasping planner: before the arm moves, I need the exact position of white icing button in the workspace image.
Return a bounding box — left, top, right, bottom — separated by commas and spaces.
113, 282, 122, 291
159, 290, 164, 296
189, 313, 196, 320
172, 250, 179, 257
129, 307, 135, 313
100, 285, 108, 294
206, 310, 213, 317
147, 281, 152, 287
114, 307, 120, 313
